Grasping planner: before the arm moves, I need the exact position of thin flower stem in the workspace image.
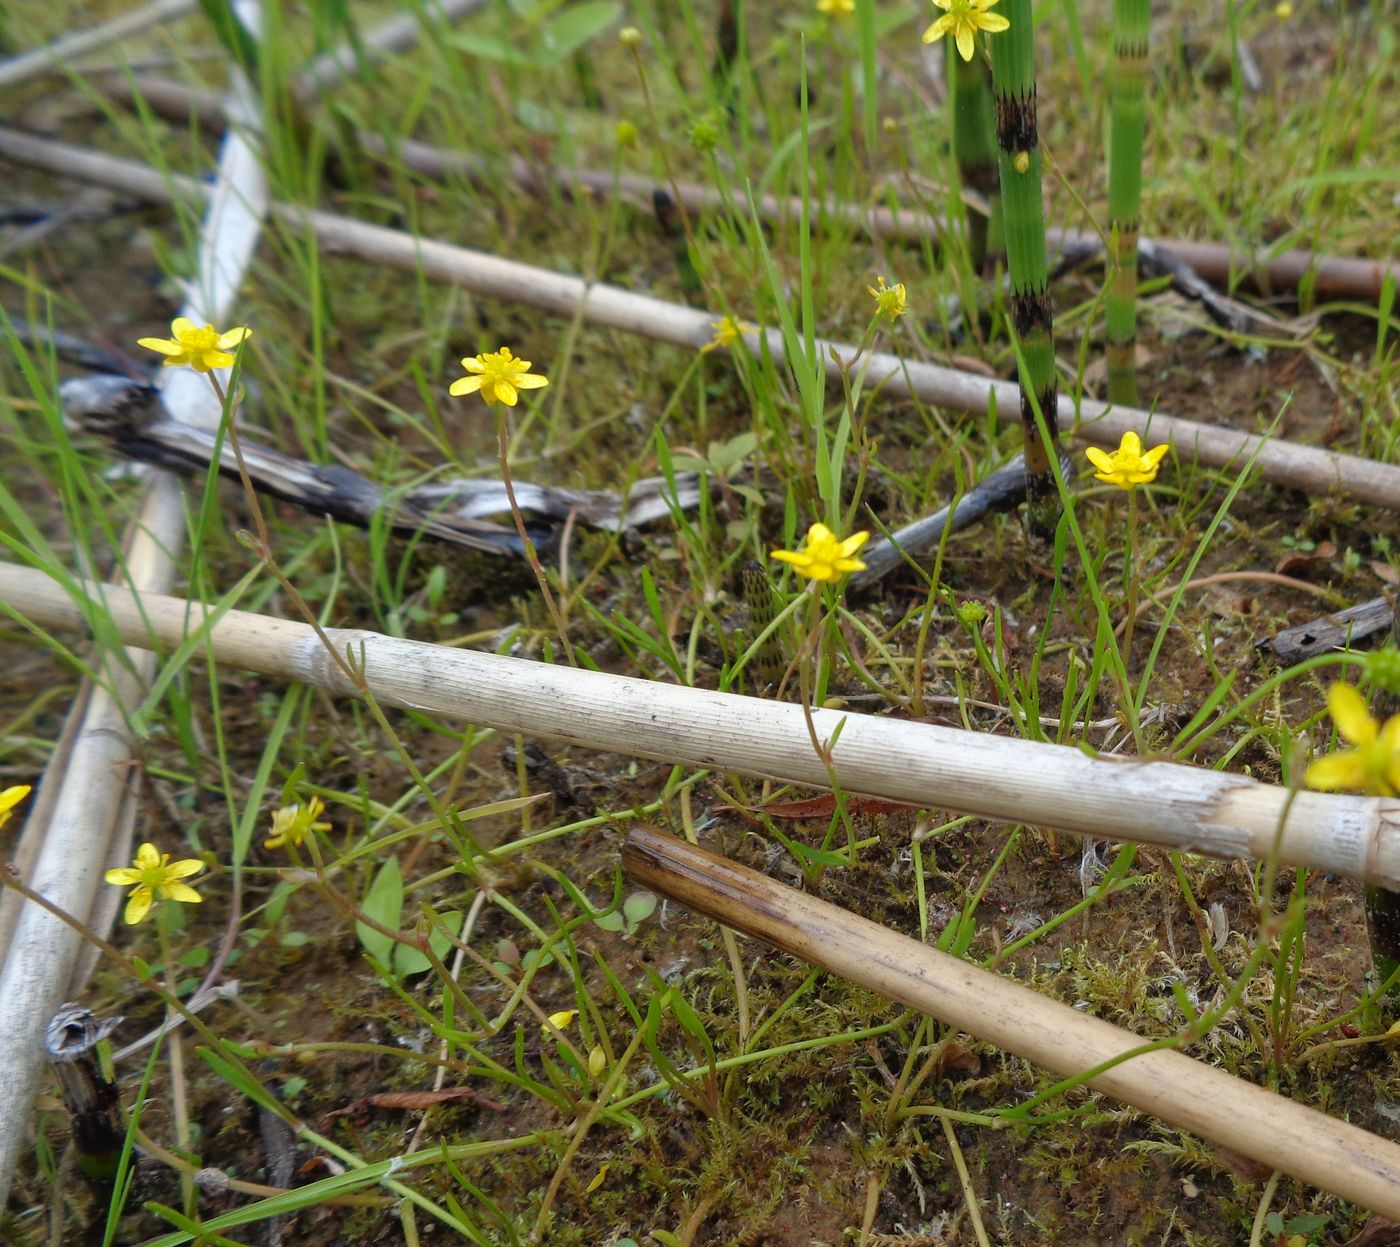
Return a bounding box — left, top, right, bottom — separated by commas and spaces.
494, 407, 576, 666
1124, 489, 1139, 667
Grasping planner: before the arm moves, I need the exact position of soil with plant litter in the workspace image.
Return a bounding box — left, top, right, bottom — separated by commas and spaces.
4, 37, 1400, 1247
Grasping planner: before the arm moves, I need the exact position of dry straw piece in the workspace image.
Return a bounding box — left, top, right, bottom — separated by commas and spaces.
93, 74, 1400, 304
4, 563, 1398, 891
622, 826, 1400, 1219
0, 0, 490, 1205
0, 127, 1396, 510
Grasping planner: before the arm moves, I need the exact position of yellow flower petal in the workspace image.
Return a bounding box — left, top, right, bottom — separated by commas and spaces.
546, 1009, 577, 1032
1305, 753, 1369, 792
124, 888, 154, 925
164, 857, 205, 880
136, 336, 183, 356
162, 881, 204, 904
450, 347, 549, 408
1328, 682, 1376, 746
922, 13, 956, 41
954, 22, 976, 59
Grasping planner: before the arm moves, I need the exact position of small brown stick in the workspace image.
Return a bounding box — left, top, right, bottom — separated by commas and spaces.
621, 825, 1400, 1218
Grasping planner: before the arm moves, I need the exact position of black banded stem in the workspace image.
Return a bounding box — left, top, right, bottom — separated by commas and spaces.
989, 2, 1060, 539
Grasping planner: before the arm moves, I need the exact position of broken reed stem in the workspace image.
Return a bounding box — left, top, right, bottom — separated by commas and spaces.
1106, 0, 1150, 407
90, 75, 1400, 302
3, 563, 1398, 891
3, 127, 1393, 508
950, 48, 1002, 269
620, 826, 1400, 1219
989, 15, 1059, 538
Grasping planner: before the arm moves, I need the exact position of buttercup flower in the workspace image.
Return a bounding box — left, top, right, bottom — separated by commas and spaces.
867, 275, 908, 320
1305, 682, 1400, 798
818, 0, 855, 13
265, 796, 332, 851
921, 0, 1010, 61
544, 1009, 577, 1034
449, 347, 549, 407
771, 523, 870, 583
0, 784, 31, 832
1085, 431, 1170, 489
137, 317, 252, 373
105, 842, 205, 925
699, 315, 755, 354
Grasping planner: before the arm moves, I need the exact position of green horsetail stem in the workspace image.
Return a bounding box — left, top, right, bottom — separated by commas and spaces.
1367, 623, 1400, 996
741, 560, 790, 691
1106, 0, 1150, 406
989, 4, 1060, 538
952, 50, 1003, 269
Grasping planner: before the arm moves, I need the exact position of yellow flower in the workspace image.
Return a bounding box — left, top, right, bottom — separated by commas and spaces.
818, 0, 855, 13
867, 275, 907, 320
449, 346, 549, 407
0, 784, 32, 832
265, 796, 331, 851
544, 1009, 577, 1034
104, 842, 205, 925
1274, 1, 1293, 16
771, 523, 870, 583
1085, 431, 1170, 490
137, 317, 252, 373
1305, 683, 1400, 798
699, 315, 755, 354
921, 0, 1010, 60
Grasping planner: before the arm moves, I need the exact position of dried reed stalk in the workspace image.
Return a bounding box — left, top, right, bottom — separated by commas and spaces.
622, 826, 1400, 1219
0, 0, 198, 89
3, 563, 1396, 891
0, 126, 1393, 510
91, 74, 1400, 304
0, 7, 267, 1204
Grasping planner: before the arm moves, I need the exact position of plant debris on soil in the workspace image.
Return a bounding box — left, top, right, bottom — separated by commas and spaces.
1, 2, 1399, 1245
